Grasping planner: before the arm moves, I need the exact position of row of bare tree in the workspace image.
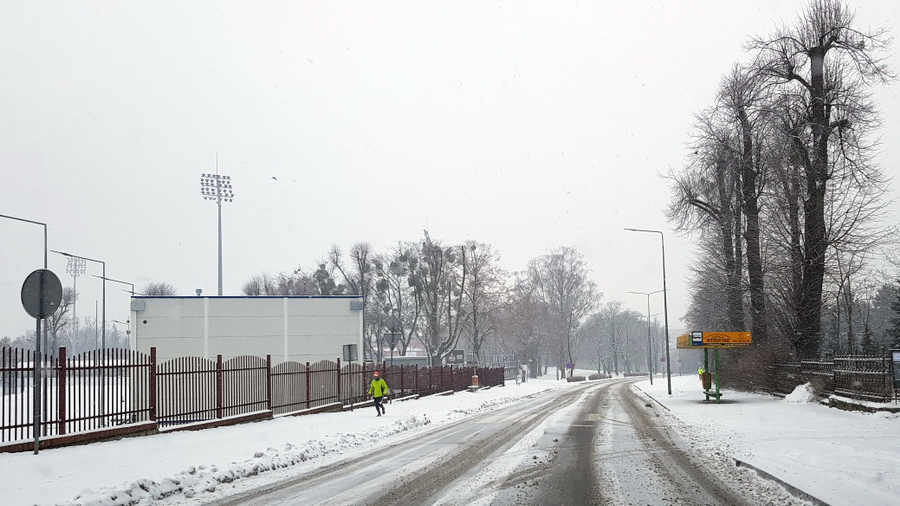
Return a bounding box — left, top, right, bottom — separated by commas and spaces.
577, 301, 668, 376
667, 0, 896, 358
242, 232, 606, 372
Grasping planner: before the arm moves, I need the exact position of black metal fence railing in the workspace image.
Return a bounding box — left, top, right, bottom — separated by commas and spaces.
772, 354, 893, 403
1, 346, 506, 448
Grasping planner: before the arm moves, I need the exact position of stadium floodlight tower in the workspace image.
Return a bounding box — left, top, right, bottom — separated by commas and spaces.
200, 159, 234, 296
66, 256, 87, 333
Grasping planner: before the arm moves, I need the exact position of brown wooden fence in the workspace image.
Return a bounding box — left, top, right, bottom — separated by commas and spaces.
1, 346, 505, 447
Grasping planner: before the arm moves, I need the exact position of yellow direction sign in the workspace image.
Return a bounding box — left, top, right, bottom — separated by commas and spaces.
676, 331, 752, 349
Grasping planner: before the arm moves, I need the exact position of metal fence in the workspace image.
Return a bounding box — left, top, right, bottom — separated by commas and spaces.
1, 346, 505, 447
1, 347, 154, 443
773, 354, 893, 403
833, 355, 892, 402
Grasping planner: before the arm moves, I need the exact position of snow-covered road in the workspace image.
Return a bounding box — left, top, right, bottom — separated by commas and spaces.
183, 378, 796, 505
2, 371, 900, 505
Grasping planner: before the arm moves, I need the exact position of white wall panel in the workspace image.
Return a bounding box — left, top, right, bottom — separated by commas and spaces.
132, 296, 363, 364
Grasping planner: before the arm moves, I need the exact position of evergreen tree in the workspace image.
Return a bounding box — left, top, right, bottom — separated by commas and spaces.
886, 281, 900, 348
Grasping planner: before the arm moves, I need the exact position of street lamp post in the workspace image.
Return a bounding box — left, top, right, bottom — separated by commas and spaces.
200, 156, 234, 296
625, 228, 672, 395
0, 214, 50, 347
51, 250, 105, 349
94, 275, 135, 348
628, 289, 665, 386
1, 214, 49, 454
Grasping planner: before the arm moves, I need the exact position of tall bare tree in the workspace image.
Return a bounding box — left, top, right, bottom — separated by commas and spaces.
749, 0, 893, 356
409, 231, 466, 367
500, 273, 551, 377
46, 287, 75, 353
529, 246, 600, 375
459, 241, 506, 365
372, 243, 422, 360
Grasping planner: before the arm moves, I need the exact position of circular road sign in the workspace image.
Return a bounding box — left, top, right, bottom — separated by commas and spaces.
21, 269, 63, 319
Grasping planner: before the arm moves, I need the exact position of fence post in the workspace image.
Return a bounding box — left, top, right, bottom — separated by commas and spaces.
337, 358, 342, 405
266, 355, 272, 411
216, 355, 224, 419
306, 362, 311, 410
149, 348, 157, 422
58, 347, 67, 435
400, 365, 404, 397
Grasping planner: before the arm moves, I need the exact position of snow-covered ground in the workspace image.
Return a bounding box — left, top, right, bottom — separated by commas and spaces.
1, 371, 898, 506
635, 373, 900, 506
0, 377, 569, 506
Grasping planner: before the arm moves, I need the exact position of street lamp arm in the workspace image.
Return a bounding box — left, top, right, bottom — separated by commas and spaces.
623, 227, 662, 235
2, 214, 48, 268
51, 250, 107, 349
92, 274, 135, 295
51, 250, 104, 266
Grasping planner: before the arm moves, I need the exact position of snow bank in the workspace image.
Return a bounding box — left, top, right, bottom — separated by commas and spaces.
784, 382, 816, 404
64, 414, 433, 505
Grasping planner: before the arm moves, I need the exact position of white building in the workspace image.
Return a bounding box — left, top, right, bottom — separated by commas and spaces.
130, 295, 364, 364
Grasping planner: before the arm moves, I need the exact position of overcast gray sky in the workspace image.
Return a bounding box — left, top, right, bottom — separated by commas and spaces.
2, 1, 898, 341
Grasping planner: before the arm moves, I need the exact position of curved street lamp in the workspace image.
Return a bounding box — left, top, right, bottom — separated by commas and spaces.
52, 250, 105, 350
628, 289, 664, 385
624, 228, 672, 395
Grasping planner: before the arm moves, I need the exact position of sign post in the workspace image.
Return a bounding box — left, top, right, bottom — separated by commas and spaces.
21, 269, 63, 455
384, 314, 402, 404
890, 350, 900, 391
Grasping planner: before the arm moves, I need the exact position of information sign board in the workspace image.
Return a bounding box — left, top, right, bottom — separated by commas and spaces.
676, 331, 752, 349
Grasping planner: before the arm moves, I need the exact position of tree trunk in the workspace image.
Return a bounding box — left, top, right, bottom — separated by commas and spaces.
717, 158, 744, 330
738, 107, 768, 343
797, 47, 829, 358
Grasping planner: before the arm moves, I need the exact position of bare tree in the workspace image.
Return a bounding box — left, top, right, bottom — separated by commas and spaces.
667, 120, 745, 331
142, 282, 178, 296
409, 231, 466, 367
500, 273, 551, 377
330, 242, 377, 355
528, 246, 600, 376
242, 271, 318, 295
459, 241, 506, 365
749, 0, 893, 356
372, 242, 423, 361
45, 287, 75, 352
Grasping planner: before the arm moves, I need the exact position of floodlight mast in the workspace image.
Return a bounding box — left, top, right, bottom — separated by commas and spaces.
199, 154, 234, 296
66, 256, 87, 332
